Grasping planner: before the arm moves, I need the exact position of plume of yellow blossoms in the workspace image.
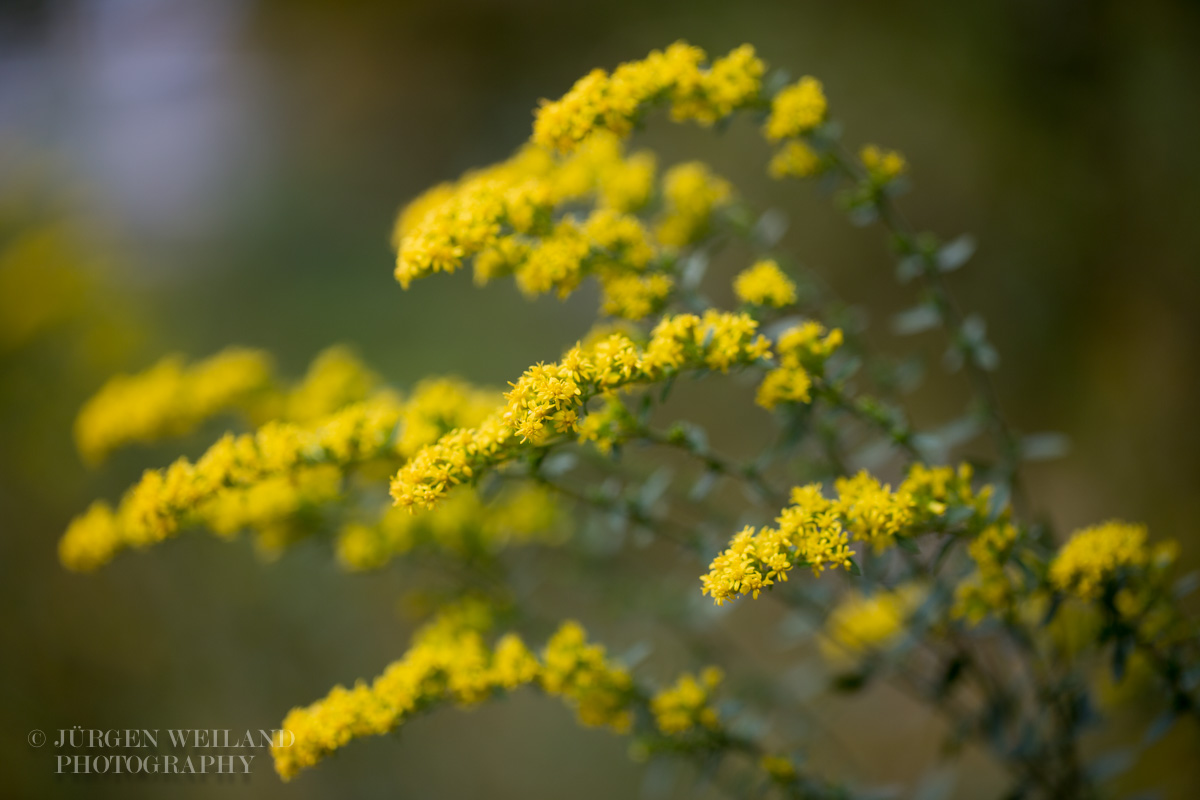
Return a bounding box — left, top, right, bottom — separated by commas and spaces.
60, 376, 504, 571
273, 610, 637, 781
764, 76, 828, 142
756, 320, 843, 409
953, 521, 1021, 624
599, 273, 674, 320
74, 348, 274, 464
60, 396, 403, 571
769, 140, 824, 180
1049, 521, 1152, 600
650, 667, 723, 736
531, 42, 765, 154
654, 162, 732, 248
280, 345, 380, 423
73, 345, 386, 465
336, 484, 562, 570
393, 134, 664, 293
389, 312, 772, 512
734, 259, 798, 308
702, 464, 990, 605
860, 144, 907, 184
819, 584, 926, 667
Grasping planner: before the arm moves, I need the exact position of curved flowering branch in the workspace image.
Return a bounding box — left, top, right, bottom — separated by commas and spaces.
273, 602, 846, 798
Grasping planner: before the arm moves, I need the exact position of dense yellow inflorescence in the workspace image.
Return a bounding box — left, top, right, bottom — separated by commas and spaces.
755, 320, 843, 409
764, 77, 828, 142
273, 608, 640, 781
769, 140, 824, 180
702, 463, 992, 605
281, 345, 379, 423
393, 133, 666, 293
60, 375, 504, 572
60, 396, 403, 571
860, 145, 907, 184
650, 667, 723, 735
599, 273, 674, 320
953, 521, 1021, 624
74, 348, 274, 464
734, 259, 797, 308
1049, 521, 1151, 600
531, 42, 765, 154
655, 162, 732, 248
336, 484, 562, 570
389, 311, 772, 512
820, 584, 926, 666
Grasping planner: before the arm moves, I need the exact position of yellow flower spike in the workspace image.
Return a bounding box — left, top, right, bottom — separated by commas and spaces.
74, 348, 275, 464
769, 140, 823, 179
702, 469, 939, 605
390, 313, 770, 513
651, 668, 724, 736
60, 393, 407, 571
283, 345, 379, 423
755, 320, 842, 410
734, 259, 797, 308
820, 584, 926, 666
765, 76, 827, 141
1050, 521, 1151, 600
336, 484, 562, 571
532, 42, 763, 154
860, 144, 907, 183
834, 471, 916, 552
655, 162, 733, 248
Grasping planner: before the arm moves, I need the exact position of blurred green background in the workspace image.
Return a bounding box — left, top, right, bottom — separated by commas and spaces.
2, 0, 1198, 797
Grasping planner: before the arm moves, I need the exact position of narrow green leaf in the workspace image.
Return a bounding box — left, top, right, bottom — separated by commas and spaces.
892, 303, 941, 336
937, 234, 976, 272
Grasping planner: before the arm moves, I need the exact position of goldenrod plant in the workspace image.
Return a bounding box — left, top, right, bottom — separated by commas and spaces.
63, 43, 1198, 798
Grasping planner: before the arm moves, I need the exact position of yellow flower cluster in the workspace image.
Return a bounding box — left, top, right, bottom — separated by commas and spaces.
336, 484, 561, 570
531, 42, 764, 154
860, 145, 907, 183
390, 312, 772, 511
281, 345, 379, 423
834, 471, 918, 552
599, 273, 673, 320
756, 321, 843, 409
393, 377, 502, 458
576, 395, 637, 455
655, 162, 733, 248
0, 224, 88, 351
898, 462, 988, 519
764, 77, 827, 141
768, 140, 823, 180
61, 375, 504, 571
273, 612, 637, 780
820, 584, 925, 666
74, 348, 274, 463
199, 464, 343, 555
953, 521, 1020, 624
734, 259, 798, 308
1049, 521, 1150, 600
393, 134, 661, 292
701, 469, 928, 605
539, 620, 636, 732
650, 667, 723, 735
60, 396, 403, 571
